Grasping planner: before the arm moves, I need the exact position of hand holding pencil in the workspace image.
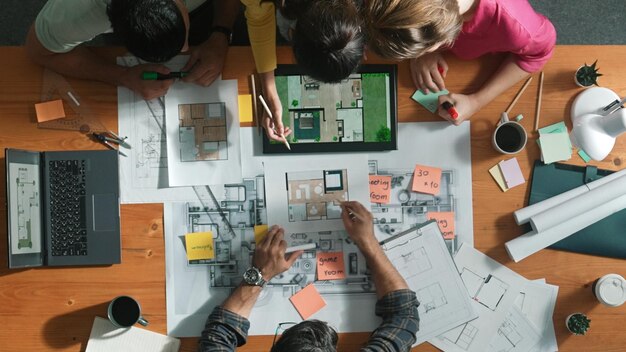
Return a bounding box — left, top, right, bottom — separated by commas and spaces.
340, 201, 376, 247
258, 94, 292, 150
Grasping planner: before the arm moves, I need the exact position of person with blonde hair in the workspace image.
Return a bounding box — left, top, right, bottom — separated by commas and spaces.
363, 0, 556, 125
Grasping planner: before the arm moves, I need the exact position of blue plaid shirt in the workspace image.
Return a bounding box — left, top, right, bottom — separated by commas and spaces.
198, 289, 420, 351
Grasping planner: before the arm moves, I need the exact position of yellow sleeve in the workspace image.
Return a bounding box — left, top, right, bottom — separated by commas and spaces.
241, 0, 276, 73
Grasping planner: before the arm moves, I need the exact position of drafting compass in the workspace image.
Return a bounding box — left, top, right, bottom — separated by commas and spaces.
91, 131, 131, 157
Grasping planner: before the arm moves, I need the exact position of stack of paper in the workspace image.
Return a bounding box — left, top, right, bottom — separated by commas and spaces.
490, 158, 525, 192
538, 122, 572, 164
430, 244, 559, 352
86, 317, 180, 352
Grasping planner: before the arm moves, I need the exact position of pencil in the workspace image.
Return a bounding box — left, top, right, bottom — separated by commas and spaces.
250, 74, 260, 134
534, 72, 544, 131
258, 94, 291, 150
505, 76, 533, 114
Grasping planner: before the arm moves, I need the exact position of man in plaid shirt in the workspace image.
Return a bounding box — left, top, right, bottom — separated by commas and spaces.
199, 201, 420, 352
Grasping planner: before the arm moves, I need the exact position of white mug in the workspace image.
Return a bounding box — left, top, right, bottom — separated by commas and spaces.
492, 112, 528, 154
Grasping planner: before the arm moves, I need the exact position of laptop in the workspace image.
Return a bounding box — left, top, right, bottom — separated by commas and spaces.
6, 148, 121, 268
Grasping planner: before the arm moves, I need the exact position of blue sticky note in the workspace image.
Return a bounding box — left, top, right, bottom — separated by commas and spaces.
540, 133, 572, 164
411, 89, 449, 113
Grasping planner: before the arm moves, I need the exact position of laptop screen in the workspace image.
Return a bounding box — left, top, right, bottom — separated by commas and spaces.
6, 149, 44, 268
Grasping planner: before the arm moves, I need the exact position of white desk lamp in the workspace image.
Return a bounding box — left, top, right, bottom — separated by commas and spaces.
570, 87, 626, 161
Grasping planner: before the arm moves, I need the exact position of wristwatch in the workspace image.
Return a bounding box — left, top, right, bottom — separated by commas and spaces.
211, 26, 233, 44
243, 266, 266, 287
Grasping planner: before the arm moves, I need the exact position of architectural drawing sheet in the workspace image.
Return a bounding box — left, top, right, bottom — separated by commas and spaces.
517, 280, 559, 352
9, 163, 42, 254
431, 243, 528, 352
165, 77, 241, 186
488, 306, 541, 352
380, 221, 477, 346
117, 55, 198, 203
264, 155, 370, 233
368, 121, 473, 251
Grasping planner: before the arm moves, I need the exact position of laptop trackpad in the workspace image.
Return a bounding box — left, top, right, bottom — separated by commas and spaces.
92, 194, 117, 232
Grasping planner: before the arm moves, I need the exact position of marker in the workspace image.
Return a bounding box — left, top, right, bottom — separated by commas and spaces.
258, 94, 291, 150
441, 101, 459, 119
141, 71, 188, 80
285, 243, 317, 253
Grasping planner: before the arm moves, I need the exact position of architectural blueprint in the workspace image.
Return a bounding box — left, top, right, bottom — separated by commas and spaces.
117, 55, 198, 203
517, 280, 559, 352
368, 121, 473, 251
380, 221, 477, 346
165, 76, 240, 186
488, 306, 541, 352
9, 163, 42, 254
264, 154, 370, 233
431, 243, 528, 352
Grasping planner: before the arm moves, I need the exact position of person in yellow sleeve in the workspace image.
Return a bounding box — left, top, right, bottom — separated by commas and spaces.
241, 0, 365, 143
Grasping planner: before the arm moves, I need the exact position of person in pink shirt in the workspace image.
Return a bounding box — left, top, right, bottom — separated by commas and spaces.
363, 0, 556, 125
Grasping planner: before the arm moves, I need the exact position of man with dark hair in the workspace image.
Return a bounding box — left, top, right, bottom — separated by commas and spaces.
199, 201, 420, 352
25, 0, 240, 100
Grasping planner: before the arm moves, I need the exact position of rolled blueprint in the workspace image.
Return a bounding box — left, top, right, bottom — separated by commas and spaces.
514, 168, 626, 225
506, 192, 626, 262
529, 172, 626, 233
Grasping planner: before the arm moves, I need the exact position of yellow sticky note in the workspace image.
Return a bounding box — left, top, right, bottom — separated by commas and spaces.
254, 225, 269, 244
185, 232, 215, 260
238, 94, 253, 123
489, 164, 509, 192
412, 164, 442, 195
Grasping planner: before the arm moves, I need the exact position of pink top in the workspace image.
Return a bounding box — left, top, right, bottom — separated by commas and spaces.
449, 0, 556, 73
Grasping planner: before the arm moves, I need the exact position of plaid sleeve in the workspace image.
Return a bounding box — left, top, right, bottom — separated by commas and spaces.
361, 289, 420, 352
198, 306, 251, 352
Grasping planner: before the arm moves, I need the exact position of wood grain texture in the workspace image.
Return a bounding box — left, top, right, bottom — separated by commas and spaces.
0, 46, 625, 351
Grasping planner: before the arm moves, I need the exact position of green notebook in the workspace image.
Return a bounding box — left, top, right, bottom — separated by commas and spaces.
528, 161, 626, 258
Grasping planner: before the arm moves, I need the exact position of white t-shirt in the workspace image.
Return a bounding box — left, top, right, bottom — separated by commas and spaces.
35, 0, 206, 53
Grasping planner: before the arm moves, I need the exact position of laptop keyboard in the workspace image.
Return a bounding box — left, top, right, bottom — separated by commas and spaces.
49, 160, 88, 257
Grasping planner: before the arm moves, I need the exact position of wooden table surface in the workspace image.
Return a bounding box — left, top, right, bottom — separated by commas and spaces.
0, 46, 625, 352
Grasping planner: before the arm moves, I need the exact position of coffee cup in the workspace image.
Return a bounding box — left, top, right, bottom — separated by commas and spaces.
493, 112, 528, 154
592, 274, 625, 307
107, 295, 149, 328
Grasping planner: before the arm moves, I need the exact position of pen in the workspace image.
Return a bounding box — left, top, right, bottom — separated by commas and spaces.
441, 101, 459, 119
141, 71, 188, 80
258, 94, 291, 150
285, 243, 317, 253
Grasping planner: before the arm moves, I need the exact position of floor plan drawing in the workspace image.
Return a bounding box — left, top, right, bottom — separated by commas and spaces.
368, 160, 458, 253
286, 169, 348, 222
488, 306, 542, 352
416, 283, 448, 314
9, 163, 42, 255
389, 246, 432, 280
178, 102, 228, 161
441, 323, 479, 351
460, 269, 509, 311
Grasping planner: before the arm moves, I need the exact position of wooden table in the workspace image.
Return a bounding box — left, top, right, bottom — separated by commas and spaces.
0, 46, 625, 352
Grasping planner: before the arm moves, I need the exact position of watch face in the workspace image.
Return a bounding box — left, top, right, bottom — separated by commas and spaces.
244, 268, 260, 284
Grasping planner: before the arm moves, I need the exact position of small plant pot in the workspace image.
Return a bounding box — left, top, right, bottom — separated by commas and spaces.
575, 66, 594, 87
566, 313, 591, 335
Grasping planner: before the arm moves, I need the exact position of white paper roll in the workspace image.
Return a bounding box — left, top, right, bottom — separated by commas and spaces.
529, 173, 626, 233
506, 192, 626, 262
513, 168, 626, 225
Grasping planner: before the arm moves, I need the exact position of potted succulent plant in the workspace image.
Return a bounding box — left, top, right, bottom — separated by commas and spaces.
575, 60, 602, 87
565, 313, 591, 335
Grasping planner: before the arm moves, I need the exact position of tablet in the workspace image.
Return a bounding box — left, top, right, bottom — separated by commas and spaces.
263, 64, 398, 154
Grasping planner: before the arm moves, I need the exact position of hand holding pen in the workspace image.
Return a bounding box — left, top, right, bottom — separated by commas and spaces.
258, 94, 292, 150
340, 201, 376, 247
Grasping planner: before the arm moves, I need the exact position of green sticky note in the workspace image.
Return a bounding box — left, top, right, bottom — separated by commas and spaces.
578, 149, 592, 163
539, 132, 572, 164
538, 121, 572, 149
411, 89, 449, 113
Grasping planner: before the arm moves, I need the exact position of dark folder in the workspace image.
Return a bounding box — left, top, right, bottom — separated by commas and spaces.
527, 161, 626, 259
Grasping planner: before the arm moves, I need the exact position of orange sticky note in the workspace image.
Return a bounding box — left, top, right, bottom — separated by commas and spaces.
254, 225, 269, 244
427, 212, 455, 240
316, 252, 346, 280
289, 284, 326, 319
35, 99, 65, 123
412, 164, 442, 195
369, 175, 392, 204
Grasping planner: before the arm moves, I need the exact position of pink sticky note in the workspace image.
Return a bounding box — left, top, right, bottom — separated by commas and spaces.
412, 164, 442, 195
317, 252, 346, 280
369, 175, 392, 204
427, 212, 455, 240
35, 99, 65, 123
289, 284, 326, 319
498, 158, 525, 188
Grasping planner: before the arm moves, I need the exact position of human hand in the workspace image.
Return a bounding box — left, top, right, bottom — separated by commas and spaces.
120, 63, 174, 100
253, 225, 302, 280
410, 52, 447, 94
437, 93, 480, 126
260, 72, 292, 142
181, 33, 229, 86
340, 201, 376, 248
